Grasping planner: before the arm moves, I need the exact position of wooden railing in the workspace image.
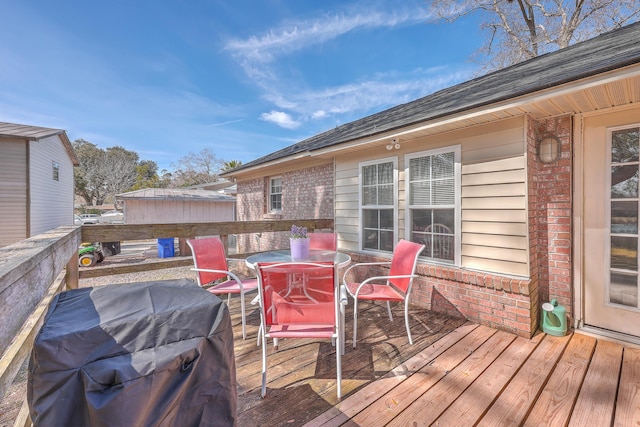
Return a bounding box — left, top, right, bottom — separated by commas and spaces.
0, 218, 333, 427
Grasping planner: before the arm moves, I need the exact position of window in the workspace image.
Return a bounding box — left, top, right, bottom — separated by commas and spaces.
608, 125, 640, 309
405, 147, 460, 263
269, 177, 282, 212
52, 161, 59, 181
360, 158, 397, 252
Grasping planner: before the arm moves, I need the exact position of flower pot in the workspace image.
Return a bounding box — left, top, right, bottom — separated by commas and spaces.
290, 237, 310, 260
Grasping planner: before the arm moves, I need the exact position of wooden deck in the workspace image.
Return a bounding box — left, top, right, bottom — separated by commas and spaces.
231, 297, 640, 427
2, 294, 638, 426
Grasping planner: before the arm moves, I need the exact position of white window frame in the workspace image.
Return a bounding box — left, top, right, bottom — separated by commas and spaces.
358, 156, 398, 254
606, 123, 640, 312
269, 176, 282, 212
404, 145, 461, 265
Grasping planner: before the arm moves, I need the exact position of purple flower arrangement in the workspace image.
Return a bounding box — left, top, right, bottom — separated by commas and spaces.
290, 225, 308, 239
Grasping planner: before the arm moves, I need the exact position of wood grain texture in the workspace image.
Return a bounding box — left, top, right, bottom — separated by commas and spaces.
569, 339, 623, 427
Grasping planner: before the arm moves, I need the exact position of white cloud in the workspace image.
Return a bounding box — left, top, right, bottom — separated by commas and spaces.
262, 67, 474, 128
260, 111, 301, 129
225, 7, 431, 64
312, 110, 328, 119
223, 3, 466, 131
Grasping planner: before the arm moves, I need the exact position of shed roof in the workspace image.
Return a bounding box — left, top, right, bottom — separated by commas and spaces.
0, 121, 79, 165
117, 188, 236, 202
225, 21, 640, 174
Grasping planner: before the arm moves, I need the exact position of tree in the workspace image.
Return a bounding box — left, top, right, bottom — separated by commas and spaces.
73, 139, 108, 207
428, 0, 640, 71
221, 160, 243, 172
102, 146, 139, 206
170, 148, 225, 187
73, 139, 153, 206
130, 160, 167, 191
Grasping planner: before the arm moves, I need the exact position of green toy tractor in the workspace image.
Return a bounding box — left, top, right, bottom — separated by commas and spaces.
78, 242, 105, 267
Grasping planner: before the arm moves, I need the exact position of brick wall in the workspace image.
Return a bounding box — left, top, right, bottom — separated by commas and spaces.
283, 164, 334, 219
528, 115, 573, 321
236, 162, 334, 252
347, 251, 536, 337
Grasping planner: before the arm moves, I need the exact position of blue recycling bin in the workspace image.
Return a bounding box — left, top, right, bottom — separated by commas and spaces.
157, 238, 175, 258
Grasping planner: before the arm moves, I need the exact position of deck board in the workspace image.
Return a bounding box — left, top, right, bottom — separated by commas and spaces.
433, 333, 544, 426
568, 339, 623, 427
234, 300, 468, 426
350, 325, 497, 426
523, 333, 596, 426
615, 347, 640, 427
476, 333, 572, 427
387, 330, 516, 426
304, 322, 480, 427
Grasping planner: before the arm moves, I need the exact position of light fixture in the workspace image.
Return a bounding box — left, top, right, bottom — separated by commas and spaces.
386, 138, 400, 151
537, 134, 561, 164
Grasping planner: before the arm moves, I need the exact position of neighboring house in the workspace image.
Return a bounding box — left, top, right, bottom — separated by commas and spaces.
0, 122, 78, 248
116, 188, 237, 254
222, 22, 640, 344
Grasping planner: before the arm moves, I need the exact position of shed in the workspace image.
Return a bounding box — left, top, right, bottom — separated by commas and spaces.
117, 188, 237, 255
0, 122, 78, 248
117, 188, 236, 224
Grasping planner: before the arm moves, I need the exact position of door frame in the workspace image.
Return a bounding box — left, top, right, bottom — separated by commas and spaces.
574, 105, 640, 345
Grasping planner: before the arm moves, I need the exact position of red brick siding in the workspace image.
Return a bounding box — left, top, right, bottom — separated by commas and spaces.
236, 163, 334, 252
345, 251, 536, 337
528, 115, 573, 326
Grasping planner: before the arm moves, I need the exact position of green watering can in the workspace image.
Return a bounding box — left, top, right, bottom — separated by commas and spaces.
541, 299, 567, 336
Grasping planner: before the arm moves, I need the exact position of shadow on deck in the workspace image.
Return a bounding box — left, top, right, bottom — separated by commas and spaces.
229, 296, 640, 427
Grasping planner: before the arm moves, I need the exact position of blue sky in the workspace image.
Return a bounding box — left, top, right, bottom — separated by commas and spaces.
0, 1, 482, 171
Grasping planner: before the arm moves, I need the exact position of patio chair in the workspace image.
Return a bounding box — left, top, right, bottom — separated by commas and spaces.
342, 239, 425, 347
187, 237, 259, 340
255, 261, 343, 398
309, 232, 337, 251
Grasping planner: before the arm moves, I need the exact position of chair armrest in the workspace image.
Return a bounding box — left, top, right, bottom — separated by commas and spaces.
190, 267, 249, 290
348, 273, 418, 297
191, 267, 232, 275
226, 258, 257, 278
341, 261, 391, 286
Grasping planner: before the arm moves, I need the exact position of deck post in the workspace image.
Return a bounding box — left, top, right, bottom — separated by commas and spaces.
65, 249, 79, 290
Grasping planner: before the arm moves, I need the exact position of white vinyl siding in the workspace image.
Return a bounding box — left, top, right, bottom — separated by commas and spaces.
0, 140, 28, 247
461, 156, 528, 276
29, 135, 76, 236
336, 115, 529, 276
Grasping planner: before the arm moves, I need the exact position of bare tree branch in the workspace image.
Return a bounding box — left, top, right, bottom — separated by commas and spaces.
427, 0, 640, 72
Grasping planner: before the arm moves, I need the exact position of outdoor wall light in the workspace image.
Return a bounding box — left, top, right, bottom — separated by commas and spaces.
537, 134, 561, 164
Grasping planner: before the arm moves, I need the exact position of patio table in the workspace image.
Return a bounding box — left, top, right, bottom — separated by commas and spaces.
245, 249, 351, 268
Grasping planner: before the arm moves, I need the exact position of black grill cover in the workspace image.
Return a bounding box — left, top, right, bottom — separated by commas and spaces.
28, 279, 237, 426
